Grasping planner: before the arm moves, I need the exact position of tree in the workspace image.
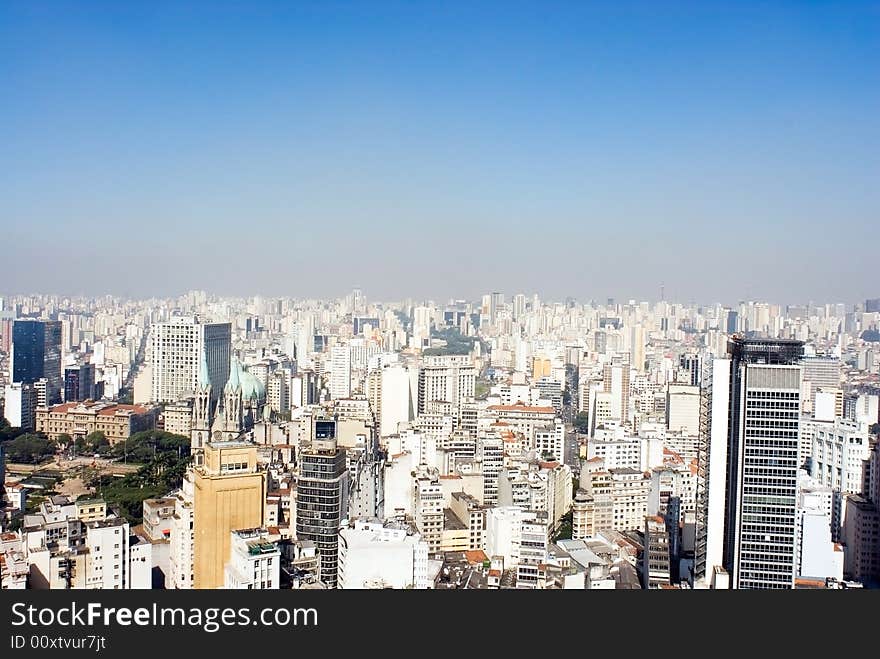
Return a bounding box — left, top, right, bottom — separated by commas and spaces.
3, 434, 56, 464
56, 433, 73, 450
573, 412, 590, 434
0, 419, 26, 442
82, 431, 111, 455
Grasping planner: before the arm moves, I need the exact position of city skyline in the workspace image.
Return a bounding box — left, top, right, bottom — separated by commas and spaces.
1, 288, 878, 311
2, 2, 878, 302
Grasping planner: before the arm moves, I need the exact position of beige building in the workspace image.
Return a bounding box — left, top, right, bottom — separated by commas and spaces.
193, 441, 266, 589
36, 401, 158, 444
161, 400, 193, 437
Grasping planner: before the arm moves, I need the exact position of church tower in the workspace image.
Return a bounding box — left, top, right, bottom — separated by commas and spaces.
221, 357, 243, 439
191, 352, 213, 454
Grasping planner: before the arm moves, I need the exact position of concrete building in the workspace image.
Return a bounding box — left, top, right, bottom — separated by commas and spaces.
329, 345, 352, 399
797, 491, 843, 581
168, 475, 195, 590
666, 384, 700, 435
162, 400, 193, 437
296, 435, 348, 587
694, 338, 803, 589
337, 519, 429, 589
418, 355, 476, 423
642, 515, 671, 588
21, 496, 146, 589
3, 382, 37, 431
193, 440, 266, 589
810, 418, 872, 536
486, 506, 523, 568
36, 401, 158, 443
842, 494, 879, 585
150, 317, 231, 404
223, 528, 281, 589
414, 474, 444, 553
609, 468, 651, 531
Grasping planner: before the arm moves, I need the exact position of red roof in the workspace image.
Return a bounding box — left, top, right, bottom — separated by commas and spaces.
489, 405, 555, 414
464, 550, 488, 564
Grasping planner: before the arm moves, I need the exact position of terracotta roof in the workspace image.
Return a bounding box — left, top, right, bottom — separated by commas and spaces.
489, 405, 555, 414
488, 569, 502, 577
464, 550, 488, 564
539, 461, 560, 470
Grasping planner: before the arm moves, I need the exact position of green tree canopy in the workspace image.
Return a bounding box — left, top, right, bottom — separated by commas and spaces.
3, 434, 56, 464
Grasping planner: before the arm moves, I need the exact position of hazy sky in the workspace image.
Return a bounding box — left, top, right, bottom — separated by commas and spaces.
1, 1, 878, 306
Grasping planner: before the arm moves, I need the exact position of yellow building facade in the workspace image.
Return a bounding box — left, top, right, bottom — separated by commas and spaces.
193, 441, 266, 589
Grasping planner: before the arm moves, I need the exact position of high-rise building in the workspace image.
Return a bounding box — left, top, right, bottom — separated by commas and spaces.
801, 356, 841, 413
666, 384, 700, 435
11, 319, 63, 405
329, 345, 352, 399
296, 430, 348, 588
417, 355, 476, 423
193, 440, 266, 589
679, 354, 701, 387
64, 363, 95, 402
266, 371, 290, 415
3, 382, 37, 431
150, 317, 231, 404
695, 338, 804, 589
603, 362, 630, 424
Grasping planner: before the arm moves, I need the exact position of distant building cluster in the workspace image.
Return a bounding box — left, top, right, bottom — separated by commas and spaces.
2, 290, 879, 589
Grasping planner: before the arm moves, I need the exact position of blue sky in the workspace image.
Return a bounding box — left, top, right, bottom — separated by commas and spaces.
1, 1, 878, 304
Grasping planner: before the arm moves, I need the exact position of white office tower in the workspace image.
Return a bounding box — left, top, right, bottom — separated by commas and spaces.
368, 363, 414, 438
603, 362, 630, 425
168, 472, 195, 589
329, 345, 352, 399
810, 418, 871, 537
666, 384, 700, 435
223, 529, 280, 589
411, 305, 432, 349
150, 316, 231, 403
486, 506, 523, 569
797, 491, 843, 581
417, 355, 476, 423
3, 382, 37, 431
337, 520, 429, 589
800, 356, 841, 413
630, 325, 646, 372
694, 338, 804, 589
266, 370, 290, 415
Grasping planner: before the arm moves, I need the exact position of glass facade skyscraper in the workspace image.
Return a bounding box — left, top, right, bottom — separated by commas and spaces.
12, 319, 63, 405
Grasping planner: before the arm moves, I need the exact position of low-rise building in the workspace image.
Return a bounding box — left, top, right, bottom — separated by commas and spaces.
337, 519, 429, 589
36, 401, 158, 444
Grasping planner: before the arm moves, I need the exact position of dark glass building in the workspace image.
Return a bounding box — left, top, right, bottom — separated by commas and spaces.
64, 363, 96, 402
296, 426, 348, 588
12, 320, 63, 405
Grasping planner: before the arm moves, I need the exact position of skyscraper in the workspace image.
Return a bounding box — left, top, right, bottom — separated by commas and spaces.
296, 423, 348, 588
64, 363, 95, 402
417, 355, 476, 424
150, 316, 231, 404
193, 439, 266, 589
11, 319, 63, 405
329, 345, 352, 399
695, 337, 804, 589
